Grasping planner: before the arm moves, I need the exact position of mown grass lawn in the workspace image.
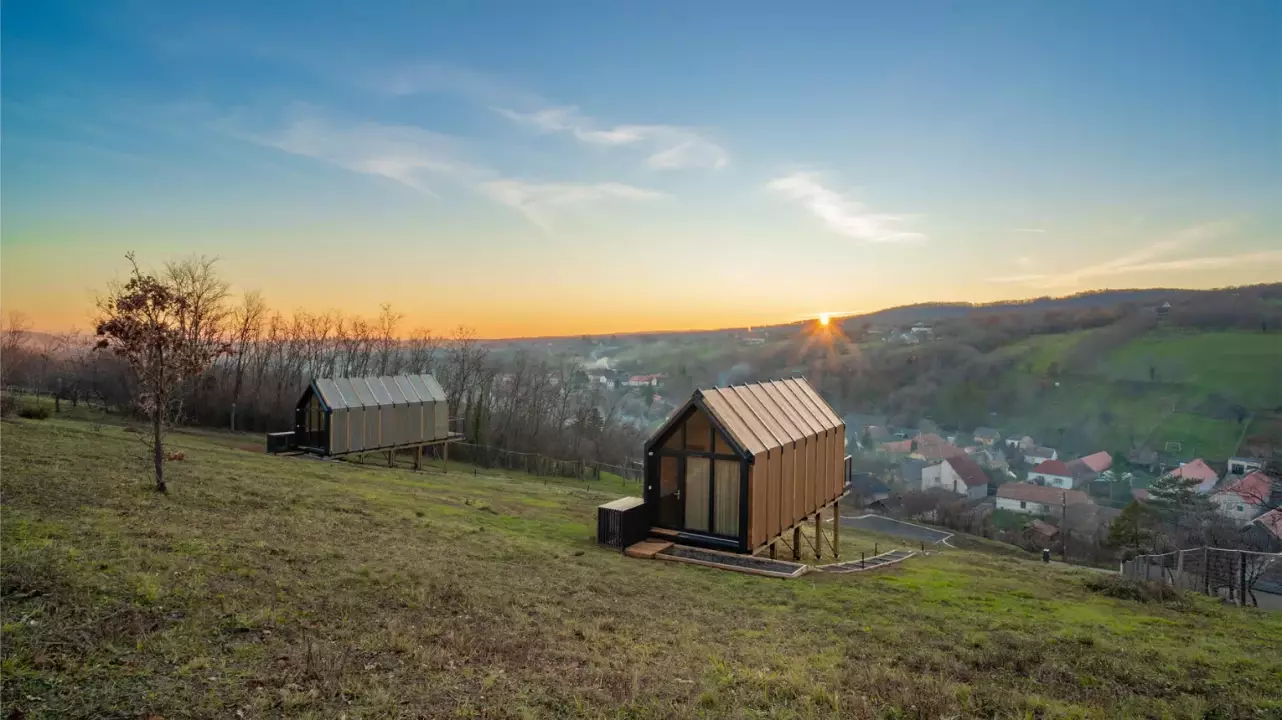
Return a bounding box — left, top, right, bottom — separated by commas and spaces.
3, 417, 1281, 718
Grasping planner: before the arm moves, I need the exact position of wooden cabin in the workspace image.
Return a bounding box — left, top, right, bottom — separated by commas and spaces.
643, 378, 846, 554
294, 374, 449, 456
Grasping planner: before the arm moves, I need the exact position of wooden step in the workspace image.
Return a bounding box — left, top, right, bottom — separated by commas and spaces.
626, 540, 673, 559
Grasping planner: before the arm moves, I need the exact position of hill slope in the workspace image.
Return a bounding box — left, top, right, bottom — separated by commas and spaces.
982, 328, 1282, 458
3, 418, 1281, 718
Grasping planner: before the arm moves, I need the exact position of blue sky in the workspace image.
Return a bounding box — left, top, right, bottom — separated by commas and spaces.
3, 1, 1280, 336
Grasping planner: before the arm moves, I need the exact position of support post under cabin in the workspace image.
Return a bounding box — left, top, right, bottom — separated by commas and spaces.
443, 441, 449, 475
792, 526, 801, 562
388, 450, 394, 468
832, 504, 840, 559
814, 513, 822, 561
415, 445, 422, 471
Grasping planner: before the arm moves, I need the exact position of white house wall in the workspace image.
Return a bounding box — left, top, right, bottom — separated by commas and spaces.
996, 497, 1052, 515
1028, 471, 1074, 489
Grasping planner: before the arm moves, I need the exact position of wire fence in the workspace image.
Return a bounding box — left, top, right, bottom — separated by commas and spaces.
445, 442, 643, 483
1121, 546, 1282, 608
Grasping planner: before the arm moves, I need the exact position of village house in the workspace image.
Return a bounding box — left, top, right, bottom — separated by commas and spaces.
898, 458, 928, 490
911, 433, 967, 462
1004, 435, 1036, 451
1251, 509, 1282, 543
972, 427, 1001, 446
996, 483, 1093, 516
970, 446, 1009, 472
1212, 471, 1272, 522
1028, 459, 1076, 489
921, 454, 990, 500
623, 373, 666, 388
1025, 446, 1059, 463
1227, 456, 1265, 477
1077, 451, 1113, 474
880, 438, 913, 455
848, 473, 892, 506
1164, 458, 1220, 494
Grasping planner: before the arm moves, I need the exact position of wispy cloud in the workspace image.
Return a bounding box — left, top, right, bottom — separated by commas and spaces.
766, 172, 925, 243
236, 107, 662, 228
478, 180, 664, 229
247, 112, 484, 195
985, 221, 1273, 286
497, 106, 728, 170
1012, 228, 1046, 234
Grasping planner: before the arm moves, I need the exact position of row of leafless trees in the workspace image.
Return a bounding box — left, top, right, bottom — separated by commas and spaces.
1, 255, 648, 472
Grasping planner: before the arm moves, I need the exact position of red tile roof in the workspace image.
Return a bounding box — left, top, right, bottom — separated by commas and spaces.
881, 439, 913, 454
1217, 471, 1273, 504
1254, 509, 1282, 540
919, 443, 967, 461
1079, 451, 1113, 473
998, 483, 1092, 506
946, 454, 989, 488
1031, 459, 1073, 477
1168, 458, 1218, 483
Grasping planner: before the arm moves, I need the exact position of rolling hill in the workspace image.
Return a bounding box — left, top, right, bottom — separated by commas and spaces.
2, 415, 1280, 718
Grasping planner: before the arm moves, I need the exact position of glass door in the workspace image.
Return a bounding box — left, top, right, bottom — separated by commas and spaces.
684, 457, 711, 532
656, 455, 682, 528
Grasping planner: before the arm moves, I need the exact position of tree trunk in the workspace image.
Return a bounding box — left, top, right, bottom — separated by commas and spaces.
153, 402, 166, 493
230, 402, 237, 432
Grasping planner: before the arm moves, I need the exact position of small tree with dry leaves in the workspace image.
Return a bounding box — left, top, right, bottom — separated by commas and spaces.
95, 253, 230, 492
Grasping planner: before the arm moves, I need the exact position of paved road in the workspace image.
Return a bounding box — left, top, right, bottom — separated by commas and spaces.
839, 514, 953, 544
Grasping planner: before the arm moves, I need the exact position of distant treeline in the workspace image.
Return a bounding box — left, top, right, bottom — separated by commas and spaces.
0, 256, 648, 468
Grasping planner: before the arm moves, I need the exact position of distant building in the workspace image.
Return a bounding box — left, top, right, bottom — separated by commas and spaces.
1005, 435, 1036, 451
972, 427, 1001, 445
996, 483, 1093, 516
1077, 451, 1113, 474
1025, 443, 1056, 458
1228, 456, 1265, 476
1164, 458, 1220, 494
899, 458, 928, 489
1212, 471, 1272, 522
623, 373, 666, 388
921, 455, 990, 500
1028, 459, 1075, 489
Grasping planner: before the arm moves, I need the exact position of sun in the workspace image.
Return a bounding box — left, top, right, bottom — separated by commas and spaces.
818, 313, 830, 327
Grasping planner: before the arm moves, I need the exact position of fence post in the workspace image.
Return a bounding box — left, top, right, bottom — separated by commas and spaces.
1144, 557, 1150, 581
1204, 547, 1211, 595
1239, 551, 1247, 606
1176, 550, 1185, 589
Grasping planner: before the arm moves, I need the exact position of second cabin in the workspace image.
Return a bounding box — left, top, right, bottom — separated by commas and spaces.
644, 378, 847, 554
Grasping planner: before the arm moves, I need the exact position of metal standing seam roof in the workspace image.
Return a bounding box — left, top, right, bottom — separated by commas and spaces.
690, 378, 844, 457
309, 375, 447, 410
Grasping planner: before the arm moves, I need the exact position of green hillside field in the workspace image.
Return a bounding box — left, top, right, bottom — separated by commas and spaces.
3, 416, 1281, 718
991, 329, 1282, 459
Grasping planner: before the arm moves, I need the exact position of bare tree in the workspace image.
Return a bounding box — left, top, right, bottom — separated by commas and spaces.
228, 290, 266, 431
96, 253, 231, 492
1, 311, 31, 394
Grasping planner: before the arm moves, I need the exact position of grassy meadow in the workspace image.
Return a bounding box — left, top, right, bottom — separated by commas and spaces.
3, 415, 1282, 718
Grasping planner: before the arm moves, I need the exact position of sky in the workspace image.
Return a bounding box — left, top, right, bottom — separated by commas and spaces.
2, 1, 1280, 338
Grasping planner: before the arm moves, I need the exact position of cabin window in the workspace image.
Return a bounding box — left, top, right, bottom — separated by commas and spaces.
713, 460, 740, 535
685, 411, 711, 451
1020, 501, 1026, 509
713, 429, 734, 455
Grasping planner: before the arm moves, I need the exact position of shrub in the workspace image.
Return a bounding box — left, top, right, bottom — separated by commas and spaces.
1084, 574, 1188, 606
17, 405, 50, 420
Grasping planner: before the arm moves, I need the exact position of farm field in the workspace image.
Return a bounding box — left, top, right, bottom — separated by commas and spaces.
990, 329, 1281, 458
3, 416, 1281, 718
